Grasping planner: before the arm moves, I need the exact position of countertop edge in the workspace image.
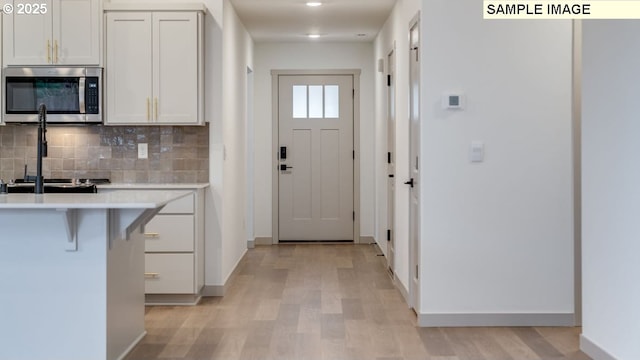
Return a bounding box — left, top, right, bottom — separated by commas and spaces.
0, 190, 192, 209
98, 183, 210, 190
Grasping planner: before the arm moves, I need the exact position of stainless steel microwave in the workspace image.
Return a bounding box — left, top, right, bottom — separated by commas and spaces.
3, 67, 102, 123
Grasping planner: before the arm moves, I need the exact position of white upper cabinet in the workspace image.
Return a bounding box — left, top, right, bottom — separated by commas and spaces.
105, 10, 203, 126
3, 0, 101, 66
105, 12, 153, 124
153, 13, 199, 124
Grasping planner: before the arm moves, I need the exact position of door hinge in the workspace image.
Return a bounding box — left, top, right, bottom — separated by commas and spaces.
387, 74, 391, 87
415, 264, 419, 279
387, 152, 392, 164
352, 89, 355, 98
353, 211, 355, 221
387, 229, 391, 241
353, 150, 355, 159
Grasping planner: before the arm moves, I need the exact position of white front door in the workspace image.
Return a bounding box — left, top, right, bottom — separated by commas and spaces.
278, 75, 354, 241
408, 19, 421, 311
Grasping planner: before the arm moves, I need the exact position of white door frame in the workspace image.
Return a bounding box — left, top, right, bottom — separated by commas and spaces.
271, 69, 361, 244
408, 14, 421, 312
387, 48, 396, 275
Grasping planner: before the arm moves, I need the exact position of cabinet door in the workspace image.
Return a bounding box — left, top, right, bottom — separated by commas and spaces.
144, 215, 195, 252
2, 0, 53, 65
53, 0, 100, 65
105, 12, 153, 124
152, 12, 199, 124
0, 15, 3, 126
145, 254, 195, 294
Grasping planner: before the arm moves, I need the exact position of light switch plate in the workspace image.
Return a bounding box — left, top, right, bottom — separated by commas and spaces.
138, 143, 148, 159
469, 141, 484, 162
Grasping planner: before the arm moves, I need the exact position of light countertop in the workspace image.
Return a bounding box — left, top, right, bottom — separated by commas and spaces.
0, 190, 192, 209
98, 183, 209, 190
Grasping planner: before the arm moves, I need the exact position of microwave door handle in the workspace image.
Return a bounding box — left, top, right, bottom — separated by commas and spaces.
78, 77, 86, 114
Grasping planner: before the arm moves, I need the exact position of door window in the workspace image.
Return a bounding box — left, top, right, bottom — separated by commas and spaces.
292, 85, 339, 118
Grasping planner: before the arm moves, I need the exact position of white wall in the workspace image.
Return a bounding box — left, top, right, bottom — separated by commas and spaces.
218, 0, 254, 284
419, 0, 574, 322
373, 0, 420, 292
253, 42, 375, 240
581, 20, 640, 360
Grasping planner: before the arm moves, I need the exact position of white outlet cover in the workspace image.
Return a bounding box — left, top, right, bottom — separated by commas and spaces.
469, 141, 484, 162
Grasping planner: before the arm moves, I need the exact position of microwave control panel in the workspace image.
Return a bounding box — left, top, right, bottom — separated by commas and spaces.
85, 77, 100, 114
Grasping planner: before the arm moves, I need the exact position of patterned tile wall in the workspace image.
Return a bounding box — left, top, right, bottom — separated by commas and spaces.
0, 125, 209, 183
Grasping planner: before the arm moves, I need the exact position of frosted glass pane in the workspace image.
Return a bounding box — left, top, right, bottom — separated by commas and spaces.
324, 85, 339, 118
293, 86, 307, 118
309, 86, 323, 118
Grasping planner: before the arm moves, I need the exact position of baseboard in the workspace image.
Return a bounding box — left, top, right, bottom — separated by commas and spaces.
359, 236, 375, 244
417, 312, 575, 327
201, 284, 224, 297
255, 237, 272, 245
394, 277, 410, 304
116, 330, 146, 360
202, 248, 248, 297
580, 335, 618, 360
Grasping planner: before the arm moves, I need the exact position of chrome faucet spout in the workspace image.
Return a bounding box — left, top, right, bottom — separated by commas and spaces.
35, 104, 48, 195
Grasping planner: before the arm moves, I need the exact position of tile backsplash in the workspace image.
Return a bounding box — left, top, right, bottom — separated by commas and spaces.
0, 124, 209, 183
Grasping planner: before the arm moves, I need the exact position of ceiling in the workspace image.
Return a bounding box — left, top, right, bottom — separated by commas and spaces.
228, 0, 397, 42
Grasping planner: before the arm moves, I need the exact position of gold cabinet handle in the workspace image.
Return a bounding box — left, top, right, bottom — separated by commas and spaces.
154, 98, 158, 120
144, 272, 160, 279
146, 98, 150, 120
144, 232, 160, 238
54, 40, 58, 63
47, 40, 51, 63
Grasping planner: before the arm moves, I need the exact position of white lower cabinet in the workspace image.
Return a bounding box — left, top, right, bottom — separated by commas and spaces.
99, 186, 206, 305
145, 253, 195, 294
144, 215, 194, 252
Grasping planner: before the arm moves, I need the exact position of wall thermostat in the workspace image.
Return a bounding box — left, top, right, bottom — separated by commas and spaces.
442, 92, 465, 110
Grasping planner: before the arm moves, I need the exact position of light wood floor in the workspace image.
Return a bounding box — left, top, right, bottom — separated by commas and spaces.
125, 244, 590, 360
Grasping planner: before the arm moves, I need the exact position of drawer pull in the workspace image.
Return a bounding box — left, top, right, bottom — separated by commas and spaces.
144, 232, 160, 238
144, 272, 160, 279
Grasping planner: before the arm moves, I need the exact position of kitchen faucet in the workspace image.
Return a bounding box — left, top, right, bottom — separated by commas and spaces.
35, 104, 48, 194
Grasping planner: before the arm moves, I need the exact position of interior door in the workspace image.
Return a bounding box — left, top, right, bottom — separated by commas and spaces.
408, 20, 421, 311
278, 75, 354, 241
387, 50, 396, 274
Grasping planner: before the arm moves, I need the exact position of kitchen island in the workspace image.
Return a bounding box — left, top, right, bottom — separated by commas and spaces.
0, 190, 191, 360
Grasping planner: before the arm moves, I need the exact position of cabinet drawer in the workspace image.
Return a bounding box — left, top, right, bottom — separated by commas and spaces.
145, 254, 194, 294
144, 215, 194, 252
160, 193, 194, 214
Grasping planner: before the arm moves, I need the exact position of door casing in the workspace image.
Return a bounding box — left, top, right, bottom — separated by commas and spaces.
271, 69, 362, 244
408, 14, 421, 312
387, 48, 396, 274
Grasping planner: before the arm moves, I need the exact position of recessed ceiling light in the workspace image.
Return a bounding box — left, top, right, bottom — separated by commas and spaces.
357, 33, 367, 37
306, 2, 322, 7
308, 34, 321, 39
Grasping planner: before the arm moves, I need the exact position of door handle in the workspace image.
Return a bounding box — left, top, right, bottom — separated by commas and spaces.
280, 164, 293, 171
404, 178, 414, 188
